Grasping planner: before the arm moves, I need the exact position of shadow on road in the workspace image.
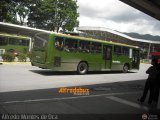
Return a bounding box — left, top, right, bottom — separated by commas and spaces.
29, 70, 137, 76
0, 79, 145, 101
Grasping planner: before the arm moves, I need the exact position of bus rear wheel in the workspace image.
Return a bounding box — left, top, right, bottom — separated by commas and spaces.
77, 62, 88, 75
123, 64, 129, 73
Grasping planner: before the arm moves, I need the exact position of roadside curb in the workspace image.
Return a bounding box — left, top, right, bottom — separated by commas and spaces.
140, 62, 150, 64
1, 62, 31, 65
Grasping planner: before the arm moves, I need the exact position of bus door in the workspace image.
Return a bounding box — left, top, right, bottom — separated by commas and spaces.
132, 49, 140, 69
103, 45, 112, 69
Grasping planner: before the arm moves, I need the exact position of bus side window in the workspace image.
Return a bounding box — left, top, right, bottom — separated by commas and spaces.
79, 41, 90, 53
64, 38, 78, 52
114, 46, 129, 56
122, 47, 129, 56
55, 37, 64, 51
114, 46, 121, 55
90, 42, 101, 53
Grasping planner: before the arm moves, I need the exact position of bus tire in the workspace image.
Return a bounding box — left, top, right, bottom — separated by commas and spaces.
123, 64, 129, 73
77, 62, 88, 75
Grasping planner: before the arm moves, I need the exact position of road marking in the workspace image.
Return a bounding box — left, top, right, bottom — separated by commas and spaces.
0, 91, 141, 104
107, 96, 149, 111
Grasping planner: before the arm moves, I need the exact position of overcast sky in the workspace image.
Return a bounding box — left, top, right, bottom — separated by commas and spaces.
77, 0, 160, 36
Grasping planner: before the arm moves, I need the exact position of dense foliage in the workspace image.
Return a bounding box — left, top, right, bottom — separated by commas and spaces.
1, 53, 15, 62
0, 0, 79, 32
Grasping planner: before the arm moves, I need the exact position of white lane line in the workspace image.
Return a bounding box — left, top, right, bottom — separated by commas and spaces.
0, 91, 141, 104
107, 96, 149, 111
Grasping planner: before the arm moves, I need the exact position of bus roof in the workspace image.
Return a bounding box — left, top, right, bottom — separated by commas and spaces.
54, 33, 139, 49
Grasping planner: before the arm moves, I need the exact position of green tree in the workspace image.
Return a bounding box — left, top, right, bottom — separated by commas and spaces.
0, 0, 18, 23
140, 50, 148, 59
0, 0, 79, 31
27, 0, 79, 32
0, 0, 30, 25
15, 0, 29, 25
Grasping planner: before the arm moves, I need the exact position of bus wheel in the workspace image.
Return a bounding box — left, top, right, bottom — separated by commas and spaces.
123, 64, 129, 73
77, 62, 88, 75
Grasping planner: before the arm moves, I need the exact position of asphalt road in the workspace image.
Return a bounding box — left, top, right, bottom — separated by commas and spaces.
0, 80, 160, 120
0, 63, 160, 120
0, 63, 149, 92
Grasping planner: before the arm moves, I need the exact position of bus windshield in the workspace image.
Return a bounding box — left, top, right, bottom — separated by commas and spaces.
33, 33, 49, 50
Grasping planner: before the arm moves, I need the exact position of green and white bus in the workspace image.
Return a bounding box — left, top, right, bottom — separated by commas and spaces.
31, 32, 140, 74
